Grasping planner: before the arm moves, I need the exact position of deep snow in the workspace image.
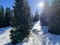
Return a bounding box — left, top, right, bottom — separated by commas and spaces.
0, 21, 60, 45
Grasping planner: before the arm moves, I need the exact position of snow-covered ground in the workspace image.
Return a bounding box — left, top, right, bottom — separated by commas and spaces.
0, 21, 60, 45
17, 21, 60, 45
32, 21, 60, 45
0, 26, 12, 45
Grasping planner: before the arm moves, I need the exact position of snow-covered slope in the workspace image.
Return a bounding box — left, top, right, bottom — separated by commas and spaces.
32, 21, 60, 45
0, 21, 60, 45
33, 21, 60, 45
18, 21, 60, 45
0, 26, 12, 45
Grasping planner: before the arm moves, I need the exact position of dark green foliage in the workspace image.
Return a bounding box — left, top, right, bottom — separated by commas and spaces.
33, 10, 39, 22
10, 10, 17, 27
10, 27, 30, 44
48, 26, 60, 35
0, 5, 11, 28
48, 0, 60, 35
5, 7, 11, 26
40, 13, 47, 26
10, 0, 32, 44
0, 5, 5, 27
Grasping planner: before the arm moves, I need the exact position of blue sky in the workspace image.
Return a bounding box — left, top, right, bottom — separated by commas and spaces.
0, 0, 52, 14
0, 0, 14, 9
28, 0, 44, 14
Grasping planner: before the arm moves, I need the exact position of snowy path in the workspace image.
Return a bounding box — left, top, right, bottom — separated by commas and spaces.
0, 27, 12, 45
31, 21, 43, 45
31, 21, 60, 45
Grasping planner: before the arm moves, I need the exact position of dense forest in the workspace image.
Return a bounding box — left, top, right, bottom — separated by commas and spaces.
0, 0, 60, 45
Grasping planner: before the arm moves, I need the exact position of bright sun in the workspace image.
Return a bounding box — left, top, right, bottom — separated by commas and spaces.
38, 2, 44, 9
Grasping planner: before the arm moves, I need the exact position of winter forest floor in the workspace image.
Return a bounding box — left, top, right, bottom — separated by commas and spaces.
0, 26, 12, 45
0, 21, 60, 45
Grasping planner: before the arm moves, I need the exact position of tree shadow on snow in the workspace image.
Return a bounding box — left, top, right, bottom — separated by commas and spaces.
41, 26, 60, 45
4, 42, 12, 45
0, 26, 11, 34
41, 26, 48, 34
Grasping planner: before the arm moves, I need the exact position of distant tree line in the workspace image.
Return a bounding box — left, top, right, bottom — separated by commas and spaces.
0, 5, 40, 28
0, 5, 11, 28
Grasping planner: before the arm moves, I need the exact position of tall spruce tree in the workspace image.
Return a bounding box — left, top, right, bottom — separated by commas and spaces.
0, 5, 5, 27
10, 0, 32, 44
5, 7, 11, 26
48, 0, 60, 35
33, 10, 39, 22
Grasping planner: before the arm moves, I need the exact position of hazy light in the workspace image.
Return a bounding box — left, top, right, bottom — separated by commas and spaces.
38, 2, 44, 9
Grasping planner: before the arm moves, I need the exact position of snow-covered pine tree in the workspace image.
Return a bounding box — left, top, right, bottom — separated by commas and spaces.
48, 0, 60, 35
10, 0, 32, 44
